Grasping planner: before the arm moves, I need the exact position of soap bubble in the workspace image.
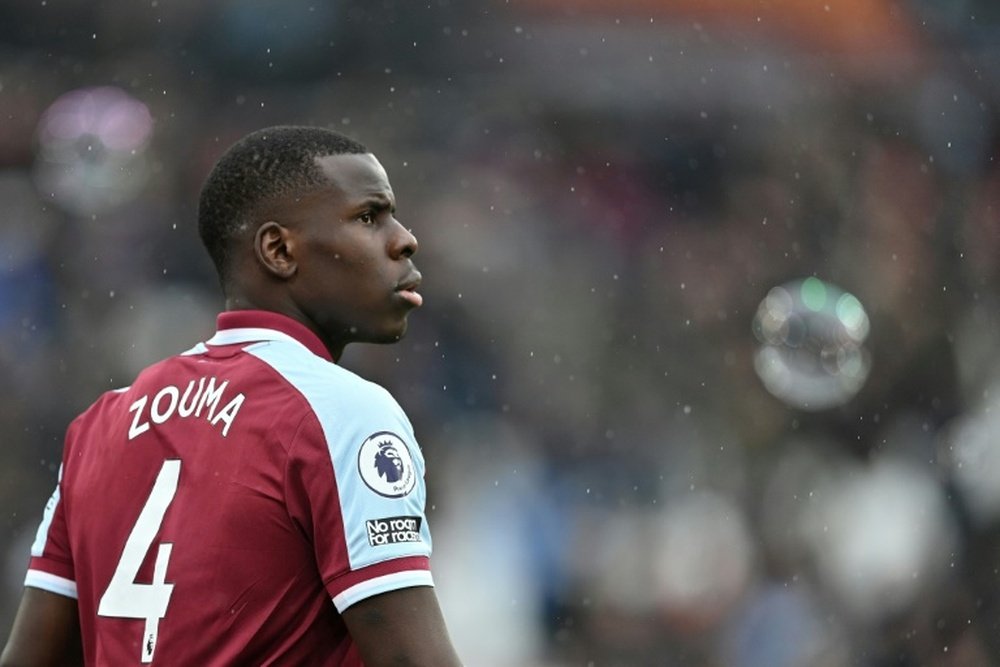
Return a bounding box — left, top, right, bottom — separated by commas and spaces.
752, 277, 871, 411
34, 86, 154, 215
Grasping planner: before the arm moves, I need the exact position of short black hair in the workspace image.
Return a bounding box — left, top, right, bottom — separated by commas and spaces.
197, 125, 368, 286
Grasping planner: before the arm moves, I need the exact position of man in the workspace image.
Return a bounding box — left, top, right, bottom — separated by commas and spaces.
1, 126, 463, 666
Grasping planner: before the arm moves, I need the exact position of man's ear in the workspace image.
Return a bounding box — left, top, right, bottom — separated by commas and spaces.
254, 221, 297, 279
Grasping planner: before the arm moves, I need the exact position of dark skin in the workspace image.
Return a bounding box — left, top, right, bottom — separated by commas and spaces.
2, 587, 459, 667
1, 589, 82, 666
1, 153, 462, 667
228, 153, 425, 362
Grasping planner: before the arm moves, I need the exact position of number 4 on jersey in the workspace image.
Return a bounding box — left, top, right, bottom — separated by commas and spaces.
98, 460, 181, 663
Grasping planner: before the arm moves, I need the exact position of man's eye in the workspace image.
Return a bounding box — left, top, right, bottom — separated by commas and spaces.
358, 211, 375, 224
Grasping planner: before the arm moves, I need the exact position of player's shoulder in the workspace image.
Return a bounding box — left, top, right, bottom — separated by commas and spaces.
63, 354, 170, 440
68, 386, 127, 433
243, 338, 404, 415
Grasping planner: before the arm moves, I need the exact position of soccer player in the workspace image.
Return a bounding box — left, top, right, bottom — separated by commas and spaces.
1, 126, 463, 666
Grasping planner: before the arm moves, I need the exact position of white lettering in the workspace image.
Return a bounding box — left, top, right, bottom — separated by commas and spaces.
390, 531, 419, 542
367, 517, 421, 546
129, 396, 150, 440
150, 386, 179, 424
196, 378, 228, 419
125, 376, 244, 441
210, 393, 245, 438
177, 378, 204, 418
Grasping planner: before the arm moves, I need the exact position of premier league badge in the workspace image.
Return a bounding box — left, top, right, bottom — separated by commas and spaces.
358, 432, 417, 498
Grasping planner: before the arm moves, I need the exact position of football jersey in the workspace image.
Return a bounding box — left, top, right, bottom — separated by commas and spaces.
24, 310, 435, 666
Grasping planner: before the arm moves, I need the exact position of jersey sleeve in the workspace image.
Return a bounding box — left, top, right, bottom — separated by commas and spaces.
284, 378, 434, 613
24, 463, 78, 599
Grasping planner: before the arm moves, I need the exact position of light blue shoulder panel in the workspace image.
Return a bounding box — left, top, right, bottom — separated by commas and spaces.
244, 340, 432, 570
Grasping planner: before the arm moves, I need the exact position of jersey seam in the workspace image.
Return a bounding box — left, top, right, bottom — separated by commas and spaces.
206, 345, 322, 546
281, 410, 323, 541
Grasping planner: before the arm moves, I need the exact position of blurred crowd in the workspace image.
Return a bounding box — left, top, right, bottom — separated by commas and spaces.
2, 1, 1000, 665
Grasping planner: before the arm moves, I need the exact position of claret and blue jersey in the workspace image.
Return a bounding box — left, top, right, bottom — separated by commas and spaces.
25, 310, 434, 665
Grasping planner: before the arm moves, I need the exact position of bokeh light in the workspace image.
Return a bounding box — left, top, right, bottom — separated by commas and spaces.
802, 459, 957, 622
941, 380, 1000, 527
652, 492, 754, 631
33, 86, 153, 215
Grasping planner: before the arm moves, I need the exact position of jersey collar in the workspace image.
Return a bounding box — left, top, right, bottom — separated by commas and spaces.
208, 310, 334, 362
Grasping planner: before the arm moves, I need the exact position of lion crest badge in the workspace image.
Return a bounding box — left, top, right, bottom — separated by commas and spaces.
357, 432, 417, 498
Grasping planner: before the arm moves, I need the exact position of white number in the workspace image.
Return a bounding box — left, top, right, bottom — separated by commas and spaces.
98, 460, 181, 663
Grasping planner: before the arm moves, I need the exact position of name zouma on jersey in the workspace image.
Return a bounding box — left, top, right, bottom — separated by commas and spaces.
128, 376, 246, 440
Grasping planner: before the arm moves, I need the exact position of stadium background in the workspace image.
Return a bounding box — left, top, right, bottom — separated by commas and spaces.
1, 1, 999, 664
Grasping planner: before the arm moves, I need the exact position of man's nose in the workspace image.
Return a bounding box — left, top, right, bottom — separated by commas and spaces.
388, 219, 418, 259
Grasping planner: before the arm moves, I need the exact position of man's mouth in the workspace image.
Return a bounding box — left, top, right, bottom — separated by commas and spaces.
395, 274, 423, 307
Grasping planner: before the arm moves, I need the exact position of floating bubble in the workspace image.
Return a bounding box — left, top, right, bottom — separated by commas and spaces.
34, 86, 153, 215
752, 278, 871, 410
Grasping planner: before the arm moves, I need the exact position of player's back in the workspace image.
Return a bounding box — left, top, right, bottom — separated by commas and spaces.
49, 339, 355, 665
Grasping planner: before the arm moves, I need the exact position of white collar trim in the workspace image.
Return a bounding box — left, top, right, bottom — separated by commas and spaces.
206, 327, 304, 348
